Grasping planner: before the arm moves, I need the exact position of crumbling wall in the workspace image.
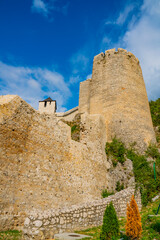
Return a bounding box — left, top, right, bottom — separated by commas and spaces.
79, 79, 91, 113
0, 95, 111, 230
56, 106, 79, 121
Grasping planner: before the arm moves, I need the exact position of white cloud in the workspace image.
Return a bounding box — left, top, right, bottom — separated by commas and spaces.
70, 53, 89, 72
0, 61, 71, 111
32, 0, 48, 16
69, 75, 81, 84
122, 0, 160, 100
69, 53, 89, 84
102, 36, 111, 44
105, 3, 135, 26
31, 0, 69, 18
116, 4, 134, 25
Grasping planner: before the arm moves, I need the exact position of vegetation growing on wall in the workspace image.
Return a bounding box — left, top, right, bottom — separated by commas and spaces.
149, 98, 160, 145
101, 189, 114, 198
105, 139, 160, 206
62, 114, 81, 141
105, 138, 126, 166
149, 98, 160, 127
115, 181, 124, 192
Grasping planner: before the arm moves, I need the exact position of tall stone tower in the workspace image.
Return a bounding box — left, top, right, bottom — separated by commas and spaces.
79, 48, 156, 151
39, 97, 57, 114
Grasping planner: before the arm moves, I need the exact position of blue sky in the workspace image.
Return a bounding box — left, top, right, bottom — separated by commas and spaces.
0, 0, 160, 111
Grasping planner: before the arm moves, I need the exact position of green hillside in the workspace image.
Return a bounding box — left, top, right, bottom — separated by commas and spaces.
149, 98, 160, 146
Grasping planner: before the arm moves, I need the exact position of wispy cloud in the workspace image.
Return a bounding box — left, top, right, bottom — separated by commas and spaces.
31, 0, 69, 19
101, 0, 160, 100
0, 62, 71, 111
69, 52, 90, 84
32, 0, 49, 16
116, 4, 135, 25
105, 3, 135, 26
121, 0, 160, 100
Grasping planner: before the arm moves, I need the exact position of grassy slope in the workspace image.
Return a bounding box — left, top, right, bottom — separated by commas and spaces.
0, 230, 22, 240
149, 98, 160, 147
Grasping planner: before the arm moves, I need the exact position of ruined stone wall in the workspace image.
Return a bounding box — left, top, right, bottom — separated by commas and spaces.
56, 107, 79, 121
79, 79, 91, 113
80, 48, 156, 151
0, 95, 111, 231
23, 187, 141, 240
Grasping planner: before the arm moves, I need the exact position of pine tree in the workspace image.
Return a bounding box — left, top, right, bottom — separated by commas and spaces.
125, 195, 142, 239
100, 202, 119, 240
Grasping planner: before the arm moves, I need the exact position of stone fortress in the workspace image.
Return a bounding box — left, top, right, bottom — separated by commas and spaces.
0, 48, 156, 239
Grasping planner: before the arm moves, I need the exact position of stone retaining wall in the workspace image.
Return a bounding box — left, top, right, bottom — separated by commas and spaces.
23, 187, 141, 240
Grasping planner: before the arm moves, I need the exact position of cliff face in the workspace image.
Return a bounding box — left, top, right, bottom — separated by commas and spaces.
79, 48, 156, 151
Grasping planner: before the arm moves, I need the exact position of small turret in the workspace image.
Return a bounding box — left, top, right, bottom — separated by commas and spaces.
38, 97, 57, 114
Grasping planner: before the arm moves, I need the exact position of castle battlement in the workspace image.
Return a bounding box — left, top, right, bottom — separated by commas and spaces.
94, 48, 139, 65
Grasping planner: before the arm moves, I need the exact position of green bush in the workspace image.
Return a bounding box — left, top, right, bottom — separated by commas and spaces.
115, 181, 124, 192
106, 137, 160, 206
100, 202, 119, 240
149, 98, 160, 127
126, 147, 160, 206
146, 144, 160, 159
105, 138, 126, 166
71, 125, 77, 133
101, 189, 114, 198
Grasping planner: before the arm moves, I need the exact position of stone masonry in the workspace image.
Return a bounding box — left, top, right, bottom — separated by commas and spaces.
79, 48, 156, 151
0, 94, 135, 233
0, 95, 110, 230
23, 187, 141, 240
0, 48, 156, 238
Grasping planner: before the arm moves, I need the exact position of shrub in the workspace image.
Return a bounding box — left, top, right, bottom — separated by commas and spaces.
126, 147, 160, 206
100, 202, 119, 240
115, 181, 124, 192
106, 138, 160, 206
126, 195, 142, 240
101, 189, 114, 198
71, 125, 77, 133
105, 138, 126, 166
146, 144, 160, 159
149, 98, 160, 127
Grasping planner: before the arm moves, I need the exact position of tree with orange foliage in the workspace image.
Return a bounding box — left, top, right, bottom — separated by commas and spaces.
125, 195, 142, 239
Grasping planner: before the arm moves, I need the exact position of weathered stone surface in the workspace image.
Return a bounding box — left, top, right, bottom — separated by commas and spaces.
0, 49, 155, 238
79, 49, 156, 151
24, 218, 30, 226
0, 95, 114, 230
23, 187, 141, 240
33, 220, 43, 227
